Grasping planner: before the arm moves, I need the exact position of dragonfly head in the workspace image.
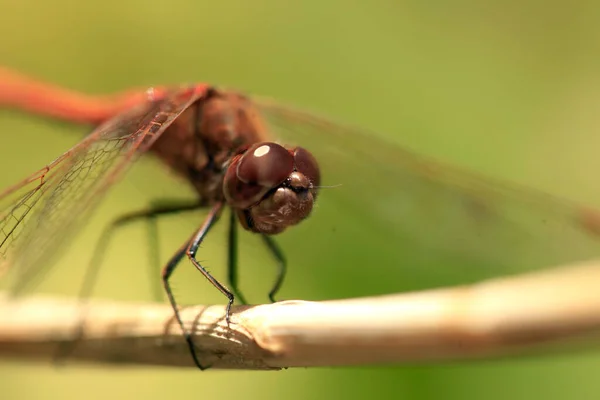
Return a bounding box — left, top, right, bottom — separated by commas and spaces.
223, 142, 320, 234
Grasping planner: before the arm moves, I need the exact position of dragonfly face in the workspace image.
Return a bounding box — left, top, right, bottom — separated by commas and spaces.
225, 142, 320, 234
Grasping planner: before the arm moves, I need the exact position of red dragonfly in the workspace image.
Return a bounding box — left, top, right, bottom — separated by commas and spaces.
1, 67, 600, 369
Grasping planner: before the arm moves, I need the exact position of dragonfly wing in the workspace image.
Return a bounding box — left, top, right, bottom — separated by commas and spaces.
256, 98, 600, 292
0, 86, 205, 294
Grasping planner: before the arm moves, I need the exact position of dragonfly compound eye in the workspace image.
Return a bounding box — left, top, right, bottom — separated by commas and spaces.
237, 142, 294, 186
223, 142, 294, 209
293, 147, 320, 189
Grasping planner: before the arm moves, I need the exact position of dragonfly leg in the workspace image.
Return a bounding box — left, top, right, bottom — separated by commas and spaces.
163, 201, 232, 371
261, 235, 287, 303
185, 202, 235, 323
53, 200, 202, 365
227, 208, 248, 305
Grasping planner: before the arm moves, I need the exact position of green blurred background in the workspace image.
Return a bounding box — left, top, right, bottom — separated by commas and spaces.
2, 0, 600, 399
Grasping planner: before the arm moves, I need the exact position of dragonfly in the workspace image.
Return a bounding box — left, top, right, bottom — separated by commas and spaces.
1, 66, 600, 369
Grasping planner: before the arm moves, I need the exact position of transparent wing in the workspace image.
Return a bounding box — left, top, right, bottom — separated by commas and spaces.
255, 98, 600, 294
0, 86, 204, 293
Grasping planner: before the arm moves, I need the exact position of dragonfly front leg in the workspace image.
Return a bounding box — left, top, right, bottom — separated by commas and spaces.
162, 201, 233, 371
185, 202, 235, 323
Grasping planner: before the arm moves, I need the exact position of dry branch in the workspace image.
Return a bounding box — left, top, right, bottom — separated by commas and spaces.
1, 259, 600, 370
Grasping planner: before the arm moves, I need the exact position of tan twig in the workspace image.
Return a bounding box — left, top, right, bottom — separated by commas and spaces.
1, 259, 600, 370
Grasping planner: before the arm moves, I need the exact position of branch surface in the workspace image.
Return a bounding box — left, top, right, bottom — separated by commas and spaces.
1, 260, 600, 369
